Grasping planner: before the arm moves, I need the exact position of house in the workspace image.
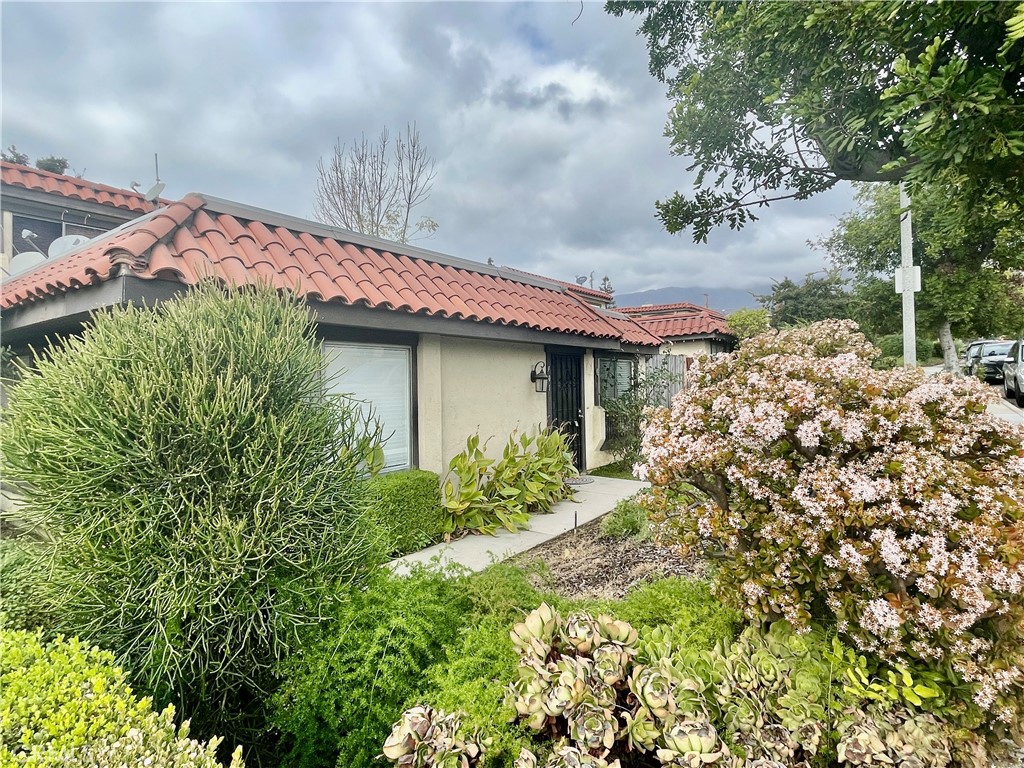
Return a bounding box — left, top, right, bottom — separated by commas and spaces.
618, 302, 736, 357
0, 185, 663, 474
1, 161, 161, 272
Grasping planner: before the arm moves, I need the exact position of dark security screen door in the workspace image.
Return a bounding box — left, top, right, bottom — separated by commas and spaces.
548, 350, 584, 470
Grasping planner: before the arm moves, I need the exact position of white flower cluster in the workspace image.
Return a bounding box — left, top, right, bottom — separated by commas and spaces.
639, 320, 1024, 711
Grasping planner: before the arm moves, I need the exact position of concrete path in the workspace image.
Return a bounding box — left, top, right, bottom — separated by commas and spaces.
390, 476, 647, 574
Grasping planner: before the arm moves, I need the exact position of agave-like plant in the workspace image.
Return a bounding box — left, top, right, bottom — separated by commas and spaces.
382, 706, 490, 768
563, 614, 602, 655
628, 665, 677, 720
543, 742, 623, 768
512, 603, 562, 661
656, 718, 728, 767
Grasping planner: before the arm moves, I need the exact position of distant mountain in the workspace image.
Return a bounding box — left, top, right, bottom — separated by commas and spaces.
614, 286, 768, 314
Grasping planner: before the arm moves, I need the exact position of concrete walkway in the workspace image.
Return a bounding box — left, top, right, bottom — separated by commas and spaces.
390, 475, 647, 574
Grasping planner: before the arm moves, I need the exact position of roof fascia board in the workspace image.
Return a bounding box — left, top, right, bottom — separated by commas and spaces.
2, 276, 625, 351
121, 277, 624, 349
310, 299, 620, 349
1, 275, 129, 346
1, 186, 147, 221
193, 194, 569, 295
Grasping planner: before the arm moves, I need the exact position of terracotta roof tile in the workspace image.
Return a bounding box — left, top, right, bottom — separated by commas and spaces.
1, 161, 163, 213
1, 194, 662, 347
618, 302, 732, 339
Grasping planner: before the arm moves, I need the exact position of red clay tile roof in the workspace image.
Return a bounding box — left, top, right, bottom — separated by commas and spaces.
502, 267, 612, 302
1, 194, 662, 347
618, 302, 733, 339
1, 161, 159, 214
599, 311, 664, 347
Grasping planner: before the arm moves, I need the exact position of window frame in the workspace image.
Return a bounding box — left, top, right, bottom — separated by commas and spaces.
321, 336, 417, 473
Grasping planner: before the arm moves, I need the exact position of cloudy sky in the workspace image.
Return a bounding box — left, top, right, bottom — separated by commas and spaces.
2, 1, 854, 295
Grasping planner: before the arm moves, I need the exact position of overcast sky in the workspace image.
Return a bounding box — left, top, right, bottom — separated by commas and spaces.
2, 1, 855, 294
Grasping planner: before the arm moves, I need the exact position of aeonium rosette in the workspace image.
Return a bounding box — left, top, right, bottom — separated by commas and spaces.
638, 320, 1024, 729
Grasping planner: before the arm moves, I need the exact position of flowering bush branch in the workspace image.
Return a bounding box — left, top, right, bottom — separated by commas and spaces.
638, 320, 1024, 735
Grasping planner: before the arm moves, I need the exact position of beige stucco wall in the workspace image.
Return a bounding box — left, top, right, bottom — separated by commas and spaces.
663, 339, 714, 357
417, 335, 549, 474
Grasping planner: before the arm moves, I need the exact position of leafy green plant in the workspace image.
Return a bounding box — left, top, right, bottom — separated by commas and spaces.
598, 498, 651, 542
603, 361, 682, 466
0, 629, 242, 767
1, 282, 388, 747
442, 430, 576, 536
271, 568, 473, 768
369, 469, 445, 556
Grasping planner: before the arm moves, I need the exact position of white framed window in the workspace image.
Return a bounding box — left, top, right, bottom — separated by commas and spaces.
323, 342, 413, 472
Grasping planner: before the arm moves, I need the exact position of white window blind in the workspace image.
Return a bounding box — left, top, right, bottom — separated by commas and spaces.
323, 342, 412, 472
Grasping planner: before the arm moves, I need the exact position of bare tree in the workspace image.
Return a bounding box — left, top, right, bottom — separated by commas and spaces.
313, 123, 438, 244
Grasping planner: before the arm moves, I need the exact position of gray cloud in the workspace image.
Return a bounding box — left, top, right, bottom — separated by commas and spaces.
2, 1, 852, 295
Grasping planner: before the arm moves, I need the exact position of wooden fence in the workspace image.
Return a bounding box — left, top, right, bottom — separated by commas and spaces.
643, 354, 686, 407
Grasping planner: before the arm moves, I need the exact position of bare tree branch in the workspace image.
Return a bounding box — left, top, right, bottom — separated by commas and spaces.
313, 123, 437, 244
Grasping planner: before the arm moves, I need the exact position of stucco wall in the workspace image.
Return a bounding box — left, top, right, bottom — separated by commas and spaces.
663, 339, 714, 357
417, 335, 549, 474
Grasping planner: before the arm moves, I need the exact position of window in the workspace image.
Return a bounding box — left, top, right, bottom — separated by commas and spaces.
596, 356, 635, 407
12, 214, 106, 257
323, 342, 412, 472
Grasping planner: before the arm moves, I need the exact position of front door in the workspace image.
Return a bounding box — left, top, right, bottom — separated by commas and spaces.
548, 349, 584, 470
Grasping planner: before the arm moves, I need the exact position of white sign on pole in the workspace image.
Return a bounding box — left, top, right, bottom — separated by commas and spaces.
894, 265, 921, 293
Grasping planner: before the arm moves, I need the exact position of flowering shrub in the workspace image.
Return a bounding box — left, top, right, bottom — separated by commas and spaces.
639, 320, 1024, 737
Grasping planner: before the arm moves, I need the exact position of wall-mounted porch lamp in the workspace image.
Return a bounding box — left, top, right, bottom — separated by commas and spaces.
531, 361, 550, 393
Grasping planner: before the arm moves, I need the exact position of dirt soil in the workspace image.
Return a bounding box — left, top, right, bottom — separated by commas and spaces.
510, 518, 707, 600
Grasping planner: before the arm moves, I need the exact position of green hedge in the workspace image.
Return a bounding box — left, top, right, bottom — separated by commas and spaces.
0, 629, 242, 767
368, 469, 445, 556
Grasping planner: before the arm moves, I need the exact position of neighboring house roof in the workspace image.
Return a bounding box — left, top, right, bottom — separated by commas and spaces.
502, 267, 613, 304
618, 302, 733, 339
0, 193, 662, 347
1, 161, 159, 214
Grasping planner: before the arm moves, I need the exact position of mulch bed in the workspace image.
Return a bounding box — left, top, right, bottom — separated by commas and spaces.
510, 517, 707, 600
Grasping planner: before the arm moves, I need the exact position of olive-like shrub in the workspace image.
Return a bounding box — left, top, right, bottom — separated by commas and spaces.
1, 282, 387, 744
638, 320, 1024, 737
0, 629, 242, 767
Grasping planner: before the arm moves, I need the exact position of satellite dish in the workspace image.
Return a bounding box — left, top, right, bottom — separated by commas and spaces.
48, 234, 91, 259
144, 181, 165, 202
7, 251, 47, 277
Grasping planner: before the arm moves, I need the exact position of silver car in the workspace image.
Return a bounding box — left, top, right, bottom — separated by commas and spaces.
1003, 340, 1024, 407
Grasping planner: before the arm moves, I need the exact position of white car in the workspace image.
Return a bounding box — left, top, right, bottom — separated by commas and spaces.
1003, 340, 1024, 407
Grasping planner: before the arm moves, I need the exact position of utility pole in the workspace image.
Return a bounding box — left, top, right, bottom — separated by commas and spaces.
896, 182, 921, 367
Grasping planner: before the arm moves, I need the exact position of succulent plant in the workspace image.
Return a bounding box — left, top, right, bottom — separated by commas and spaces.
595, 615, 639, 647
543, 743, 622, 768
628, 665, 677, 720
622, 708, 661, 752
515, 748, 539, 768
836, 705, 952, 768
563, 614, 602, 654
567, 703, 618, 755
382, 706, 490, 768
656, 718, 728, 767
591, 641, 632, 685
512, 603, 561, 661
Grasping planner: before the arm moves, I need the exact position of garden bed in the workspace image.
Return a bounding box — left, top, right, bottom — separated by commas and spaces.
511, 517, 707, 600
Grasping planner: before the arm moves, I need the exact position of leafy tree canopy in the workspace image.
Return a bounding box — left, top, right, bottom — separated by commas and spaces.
725, 307, 770, 340
756, 270, 852, 328
606, 0, 1024, 241
821, 180, 1024, 343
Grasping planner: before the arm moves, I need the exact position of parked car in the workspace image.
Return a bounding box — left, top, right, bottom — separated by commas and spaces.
964, 339, 1014, 382
1003, 340, 1024, 407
